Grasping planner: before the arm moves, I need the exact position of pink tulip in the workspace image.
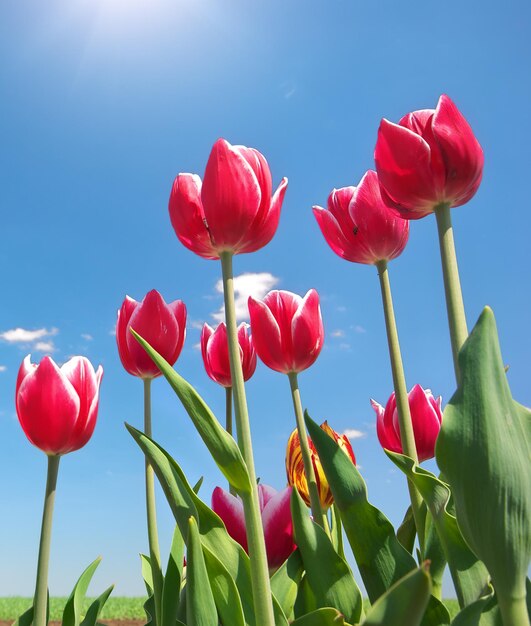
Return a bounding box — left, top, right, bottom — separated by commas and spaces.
201, 322, 256, 388
168, 138, 288, 259
16, 355, 103, 456
313, 170, 409, 264
371, 384, 443, 462
248, 289, 324, 375
212, 484, 296, 572
375, 94, 484, 219
116, 290, 187, 379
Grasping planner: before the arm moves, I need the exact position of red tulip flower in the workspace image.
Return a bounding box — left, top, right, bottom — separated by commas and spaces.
201, 322, 256, 388
212, 484, 295, 572
286, 421, 356, 509
169, 138, 288, 259
16, 355, 103, 456
375, 94, 484, 219
248, 289, 324, 374
116, 290, 187, 379
371, 384, 443, 462
313, 170, 409, 264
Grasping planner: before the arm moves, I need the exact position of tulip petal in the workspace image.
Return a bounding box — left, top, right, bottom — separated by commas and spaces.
248, 296, 287, 373
313, 204, 361, 262
169, 173, 218, 259
168, 300, 187, 364
116, 296, 139, 375
408, 384, 442, 462
211, 487, 248, 552
262, 486, 296, 570
371, 397, 402, 453
17, 356, 80, 455
290, 289, 324, 372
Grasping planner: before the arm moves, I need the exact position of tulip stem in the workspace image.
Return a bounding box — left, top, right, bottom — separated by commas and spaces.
497, 587, 530, 626
144, 378, 163, 626
288, 372, 330, 536
376, 260, 425, 554
220, 251, 276, 626
435, 203, 468, 383
34, 454, 60, 626
225, 386, 236, 496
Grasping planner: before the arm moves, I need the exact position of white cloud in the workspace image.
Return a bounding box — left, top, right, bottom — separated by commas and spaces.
34, 341, 56, 353
331, 329, 345, 338
353, 325, 366, 334
339, 342, 351, 351
212, 272, 280, 323
190, 320, 205, 330
343, 428, 367, 440
81, 333, 93, 341
0, 327, 58, 343
0, 365, 6, 372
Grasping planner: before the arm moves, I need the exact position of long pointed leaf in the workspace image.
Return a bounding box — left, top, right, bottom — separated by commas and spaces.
291, 607, 349, 625
187, 516, 218, 626
80, 585, 114, 626
270, 549, 304, 621
203, 545, 246, 626
62, 557, 102, 626
161, 524, 185, 626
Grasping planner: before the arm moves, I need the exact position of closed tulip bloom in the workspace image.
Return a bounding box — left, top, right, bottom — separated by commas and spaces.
375, 94, 484, 219
169, 138, 288, 259
313, 170, 409, 264
116, 290, 187, 379
212, 484, 295, 572
16, 355, 103, 456
286, 422, 356, 509
248, 289, 324, 374
371, 384, 443, 462
201, 322, 256, 388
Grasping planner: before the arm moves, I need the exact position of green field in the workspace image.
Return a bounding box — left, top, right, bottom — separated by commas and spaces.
0, 597, 460, 621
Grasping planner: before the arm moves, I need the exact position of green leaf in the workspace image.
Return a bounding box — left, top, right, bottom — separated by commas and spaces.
290, 607, 349, 625
131, 329, 251, 494
424, 509, 447, 602
62, 557, 103, 626
140, 554, 155, 625
386, 451, 489, 608
305, 412, 450, 626
270, 549, 304, 621
290, 488, 363, 624
330, 504, 346, 560
397, 505, 416, 554
193, 475, 204, 494
186, 516, 218, 626
80, 585, 114, 626
12, 605, 34, 626
161, 524, 185, 626
203, 545, 246, 626
126, 424, 288, 626
361, 563, 432, 626
436, 307, 531, 601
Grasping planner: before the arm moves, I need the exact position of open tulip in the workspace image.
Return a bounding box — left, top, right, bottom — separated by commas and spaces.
201, 322, 256, 387
212, 484, 295, 572
116, 289, 186, 379
313, 170, 409, 264
286, 421, 356, 509
248, 289, 324, 374
375, 94, 484, 219
371, 384, 443, 462
16, 355, 103, 456
168, 138, 288, 259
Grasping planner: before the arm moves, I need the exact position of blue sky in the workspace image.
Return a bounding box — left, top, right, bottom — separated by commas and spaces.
1, 0, 530, 597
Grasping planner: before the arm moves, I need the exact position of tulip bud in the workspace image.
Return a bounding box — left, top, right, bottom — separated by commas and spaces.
313, 170, 409, 265
248, 289, 324, 374
200, 322, 256, 388
212, 484, 295, 572
16, 355, 103, 456
116, 289, 187, 379
371, 384, 443, 462
286, 422, 356, 509
375, 94, 484, 219
169, 138, 288, 259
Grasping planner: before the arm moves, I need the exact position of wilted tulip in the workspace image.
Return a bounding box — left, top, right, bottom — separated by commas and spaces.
248, 289, 324, 374
116, 289, 186, 379
286, 421, 356, 509
169, 138, 288, 259
371, 384, 443, 462
212, 484, 295, 572
375, 94, 484, 219
313, 170, 409, 264
16, 355, 103, 456
201, 322, 256, 387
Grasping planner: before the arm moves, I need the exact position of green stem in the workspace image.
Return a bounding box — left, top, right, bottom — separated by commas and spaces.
34, 454, 61, 626
497, 589, 530, 626
144, 378, 163, 626
225, 386, 236, 496
435, 203, 469, 383
220, 251, 275, 626
288, 372, 330, 535
376, 260, 426, 554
